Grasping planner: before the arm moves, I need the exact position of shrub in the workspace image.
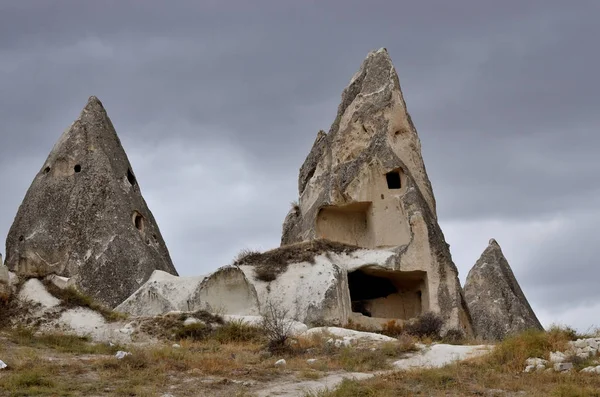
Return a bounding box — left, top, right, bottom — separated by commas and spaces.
404, 312, 443, 339
442, 328, 466, 345
381, 320, 404, 337
212, 320, 264, 344
174, 323, 212, 341
260, 301, 296, 353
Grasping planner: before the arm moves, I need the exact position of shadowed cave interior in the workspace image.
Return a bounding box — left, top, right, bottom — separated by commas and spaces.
348, 267, 428, 321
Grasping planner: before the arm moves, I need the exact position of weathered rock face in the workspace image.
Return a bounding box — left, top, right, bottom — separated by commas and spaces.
280, 49, 471, 333
5, 97, 177, 308
116, 267, 260, 317
464, 239, 543, 340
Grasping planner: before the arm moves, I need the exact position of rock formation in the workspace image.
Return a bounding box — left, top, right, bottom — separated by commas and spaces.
278, 48, 472, 333
116, 267, 260, 317
464, 239, 543, 340
5, 96, 177, 308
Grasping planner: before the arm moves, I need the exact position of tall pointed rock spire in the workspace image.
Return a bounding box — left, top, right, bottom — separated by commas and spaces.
464, 239, 543, 340
281, 49, 471, 333
5, 96, 178, 308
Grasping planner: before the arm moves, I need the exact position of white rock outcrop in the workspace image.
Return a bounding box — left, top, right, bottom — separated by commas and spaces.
116, 267, 260, 317
18, 279, 60, 309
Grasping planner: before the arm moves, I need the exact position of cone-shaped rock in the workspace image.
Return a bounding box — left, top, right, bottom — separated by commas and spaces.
281, 49, 472, 333
464, 239, 543, 340
5, 97, 178, 308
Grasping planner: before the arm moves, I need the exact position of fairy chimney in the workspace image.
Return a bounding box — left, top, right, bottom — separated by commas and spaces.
281, 48, 472, 333
5, 96, 178, 308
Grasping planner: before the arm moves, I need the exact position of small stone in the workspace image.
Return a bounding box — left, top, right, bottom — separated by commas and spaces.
583, 346, 597, 355
172, 344, 181, 349
523, 365, 535, 373
183, 317, 201, 327
307, 359, 318, 364
115, 351, 132, 360
535, 364, 546, 371
0, 360, 7, 369
525, 358, 548, 366
554, 362, 573, 372
275, 359, 286, 366
574, 339, 588, 349
550, 351, 567, 363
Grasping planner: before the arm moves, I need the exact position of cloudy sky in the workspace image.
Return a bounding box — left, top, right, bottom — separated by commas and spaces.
1, 1, 598, 331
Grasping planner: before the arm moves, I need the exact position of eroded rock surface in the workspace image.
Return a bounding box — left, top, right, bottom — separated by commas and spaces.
5, 96, 177, 308
464, 239, 543, 340
116, 267, 260, 317
280, 49, 471, 333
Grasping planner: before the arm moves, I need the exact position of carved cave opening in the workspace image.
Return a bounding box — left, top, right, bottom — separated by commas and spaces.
74, 164, 82, 173
316, 202, 372, 247
348, 268, 427, 320
133, 211, 145, 233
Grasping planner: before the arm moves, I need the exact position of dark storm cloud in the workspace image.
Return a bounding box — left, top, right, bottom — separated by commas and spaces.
1, 1, 599, 329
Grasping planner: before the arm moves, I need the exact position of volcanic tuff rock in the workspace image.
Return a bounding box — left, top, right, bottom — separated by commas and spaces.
5, 96, 177, 308
280, 49, 471, 333
116, 267, 260, 317
464, 239, 543, 340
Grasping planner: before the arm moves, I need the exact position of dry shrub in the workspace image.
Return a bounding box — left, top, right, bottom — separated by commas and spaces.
404, 312, 443, 339
174, 322, 212, 341
261, 301, 296, 353
442, 328, 466, 345
381, 320, 404, 337
212, 320, 264, 344
396, 333, 418, 352
0, 292, 18, 327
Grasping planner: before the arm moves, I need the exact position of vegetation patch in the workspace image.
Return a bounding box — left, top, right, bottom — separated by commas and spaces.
42, 281, 127, 322
6, 327, 122, 355
234, 239, 360, 282
404, 311, 443, 339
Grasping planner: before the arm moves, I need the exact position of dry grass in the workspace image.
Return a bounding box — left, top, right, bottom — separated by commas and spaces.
6, 327, 122, 355
310, 327, 600, 397
0, 321, 419, 396
42, 281, 128, 322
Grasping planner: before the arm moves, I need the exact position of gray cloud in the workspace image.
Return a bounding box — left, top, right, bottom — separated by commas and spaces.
1, 1, 598, 330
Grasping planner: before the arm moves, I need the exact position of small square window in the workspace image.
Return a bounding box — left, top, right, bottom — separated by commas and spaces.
386, 171, 401, 189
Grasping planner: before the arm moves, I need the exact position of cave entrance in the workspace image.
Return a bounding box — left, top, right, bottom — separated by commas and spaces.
316, 202, 372, 247
348, 267, 427, 320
